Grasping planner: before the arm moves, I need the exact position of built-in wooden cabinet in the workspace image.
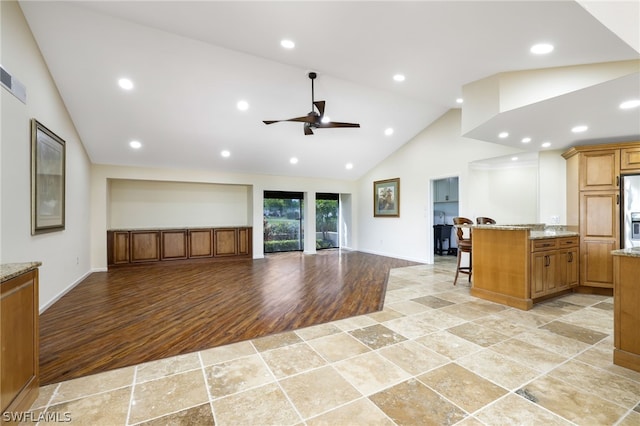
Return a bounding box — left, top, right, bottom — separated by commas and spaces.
108, 227, 252, 267
613, 252, 640, 372
1, 265, 40, 418
434, 177, 458, 203
530, 236, 579, 298
563, 141, 640, 289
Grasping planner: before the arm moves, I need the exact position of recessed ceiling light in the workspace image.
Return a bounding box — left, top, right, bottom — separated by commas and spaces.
530, 43, 554, 54
541, 141, 552, 148
345, 163, 353, 170
571, 125, 588, 133
456, 98, 464, 104
384, 128, 394, 136
498, 131, 509, 139
521, 137, 532, 143
237, 100, 249, 111
221, 150, 230, 158
280, 39, 295, 49
321, 115, 331, 124
129, 140, 141, 149
118, 78, 134, 90
511, 157, 518, 161
620, 99, 640, 109
393, 74, 405, 82
290, 157, 298, 164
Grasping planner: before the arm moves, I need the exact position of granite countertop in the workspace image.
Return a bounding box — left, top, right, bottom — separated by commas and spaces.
612, 247, 640, 258
1, 262, 42, 282
469, 224, 579, 239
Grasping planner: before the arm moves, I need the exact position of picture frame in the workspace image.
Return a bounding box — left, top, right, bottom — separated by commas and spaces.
373, 178, 400, 217
31, 119, 65, 235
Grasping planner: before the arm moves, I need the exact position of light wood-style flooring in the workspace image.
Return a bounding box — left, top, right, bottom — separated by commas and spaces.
39, 250, 417, 385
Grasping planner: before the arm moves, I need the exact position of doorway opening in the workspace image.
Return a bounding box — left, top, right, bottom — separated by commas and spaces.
432, 177, 459, 261
316, 193, 339, 250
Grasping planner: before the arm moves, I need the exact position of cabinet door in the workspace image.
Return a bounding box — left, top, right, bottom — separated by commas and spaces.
237, 227, 251, 256
621, 147, 640, 172
531, 251, 556, 297
448, 177, 459, 202
131, 231, 160, 262
214, 228, 238, 256
579, 150, 620, 191
434, 179, 447, 202
161, 230, 187, 260
558, 248, 579, 290
189, 229, 213, 258
580, 191, 619, 288
111, 231, 130, 264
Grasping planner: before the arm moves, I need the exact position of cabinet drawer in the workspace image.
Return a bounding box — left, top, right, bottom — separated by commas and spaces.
531, 239, 558, 252
557, 236, 579, 248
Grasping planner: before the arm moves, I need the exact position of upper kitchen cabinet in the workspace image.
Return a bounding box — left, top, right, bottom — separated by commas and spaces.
621, 147, 640, 172
434, 177, 459, 203
578, 150, 620, 191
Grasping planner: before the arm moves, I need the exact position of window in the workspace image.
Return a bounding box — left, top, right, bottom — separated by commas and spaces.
263, 191, 304, 253
316, 193, 339, 249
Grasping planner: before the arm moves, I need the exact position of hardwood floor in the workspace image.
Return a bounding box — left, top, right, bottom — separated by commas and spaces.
39, 250, 418, 385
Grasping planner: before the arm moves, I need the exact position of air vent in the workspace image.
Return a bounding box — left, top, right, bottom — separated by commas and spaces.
0, 65, 27, 104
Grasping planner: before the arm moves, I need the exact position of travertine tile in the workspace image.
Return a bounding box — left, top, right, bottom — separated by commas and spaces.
557, 293, 610, 307
472, 314, 531, 337
334, 352, 411, 395
279, 366, 361, 419
378, 340, 449, 376
129, 369, 208, 424
574, 338, 640, 383
50, 365, 134, 405
517, 328, 591, 357
411, 295, 455, 309
332, 314, 378, 331
560, 307, 614, 335
382, 315, 439, 339
306, 398, 394, 426
413, 309, 467, 329
418, 363, 507, 412
349, 324, 407, 350
385, 300, 431, 315
366, 308, 405, 322
45, 387, 131, 426
549, 359, 640, 408
212, 382, 300, 426
136, 352, 201, 383
260, 342, 326, 379
592, 301, 614, 311
306, 332, 370, 362
491, 338, 568, 372
446, 322, 510, 347
474, 393, 572, 425
251, 331, 303, 352
294, 322, 342, 341
199, 340, 256, 366
456, 349, 540, 390
619, 410, 640, 426
30, 383, 58, 409
369, 379, 467, 425
530, 299, 583, 317
492, 308, 555, 328
517, 375, 628, 424
414, 330, 483, 360
540, 320, 608, 345
204, 354, 274, 399
138, 402, 214, 425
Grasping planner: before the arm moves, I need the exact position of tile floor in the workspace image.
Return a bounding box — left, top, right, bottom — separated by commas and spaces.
26, 257, 640, 425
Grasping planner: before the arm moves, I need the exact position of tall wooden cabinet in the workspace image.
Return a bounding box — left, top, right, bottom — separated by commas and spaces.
563, 142, 640, 289
1, 264, 40, 419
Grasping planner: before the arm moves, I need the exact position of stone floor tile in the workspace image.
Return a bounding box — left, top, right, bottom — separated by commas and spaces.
334, 352, 410, 396
251, 331, 302, 352
414, 330, 483, 360
46, 386, 131, 426
199, 340, 256, 366
137, 402, 214, 426
260, 341, 326, 379
382, 315, 439, 339
136, 352, 201, 383
378, 340, 449, 376
306, 332, 371, 362
50, 365, 134, 405
474, 393, 572, 425
411, 295, 455, 309
349, 324, 407, 350
456, 349, 540, 390
204, 354, 274, 399
306, 398, 394, 426
446, 322, 510, 347
540, 320, 608, 345
490, 338, 568, 372
294, 322, 342, 341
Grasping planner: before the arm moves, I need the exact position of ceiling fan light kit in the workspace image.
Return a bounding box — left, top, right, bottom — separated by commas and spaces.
263, 72, 360, 135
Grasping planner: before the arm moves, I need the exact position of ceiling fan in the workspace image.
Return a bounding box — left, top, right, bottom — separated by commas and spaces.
263, 72, 360, 135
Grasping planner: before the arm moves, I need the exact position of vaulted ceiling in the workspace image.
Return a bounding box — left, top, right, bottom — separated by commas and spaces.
19, 1, 640, 180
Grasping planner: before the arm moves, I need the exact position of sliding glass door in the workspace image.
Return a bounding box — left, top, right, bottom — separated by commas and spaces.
263, 191, 304, 253
316, 193, 339, 249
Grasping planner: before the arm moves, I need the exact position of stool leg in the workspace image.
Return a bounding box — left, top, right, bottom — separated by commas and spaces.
453, 249, 462, 285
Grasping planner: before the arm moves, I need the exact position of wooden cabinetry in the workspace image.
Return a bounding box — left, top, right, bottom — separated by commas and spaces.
613, 252, 640, 372
530, 237, 579, 298
1, 265, 40, 419
563, 141, 640, 289
434, 177, 458, 202
108, 227, 252, 267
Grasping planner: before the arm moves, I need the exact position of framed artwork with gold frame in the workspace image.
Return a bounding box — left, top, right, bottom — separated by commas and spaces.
373, 178, 399, 217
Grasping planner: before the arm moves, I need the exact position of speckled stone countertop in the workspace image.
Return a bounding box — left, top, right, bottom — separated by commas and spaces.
611, 247, 640, 258
471, 224, 579, 239
1, 262, 42, 282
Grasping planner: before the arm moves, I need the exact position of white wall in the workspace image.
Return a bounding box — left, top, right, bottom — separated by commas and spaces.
1, 0, 92, 311
538, 150, 567, 225
108, 179, 251, 229
355, 109, 526, 263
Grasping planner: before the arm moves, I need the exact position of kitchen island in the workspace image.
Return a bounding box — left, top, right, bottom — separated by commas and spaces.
471, 225, 579, 310
612, 247, 640, 372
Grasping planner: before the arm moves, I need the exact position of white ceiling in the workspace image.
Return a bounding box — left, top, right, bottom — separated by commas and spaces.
18, 1, 640, 180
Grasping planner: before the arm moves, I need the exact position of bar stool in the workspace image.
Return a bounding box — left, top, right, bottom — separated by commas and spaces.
476, 217, 496, 224
453, 217, 473, 285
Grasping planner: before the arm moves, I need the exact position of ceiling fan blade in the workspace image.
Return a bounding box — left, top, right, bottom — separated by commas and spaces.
313, 100, 325, 116
263, 115, 316, 125
317, 121, 360, 128
304, 125, 314, 135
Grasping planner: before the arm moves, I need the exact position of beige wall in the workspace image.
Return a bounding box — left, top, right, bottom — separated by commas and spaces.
1, 0, 92, 311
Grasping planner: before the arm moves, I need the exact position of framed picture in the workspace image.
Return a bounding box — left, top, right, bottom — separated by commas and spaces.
31, 119, 65, 234
374, 178, 400, 217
